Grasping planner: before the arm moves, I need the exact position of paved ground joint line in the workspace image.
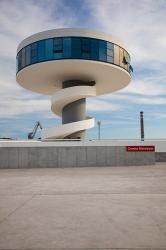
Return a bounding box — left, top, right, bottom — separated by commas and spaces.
0, 192, 166, 196
0, 195, 34, 225
0, 247, 165, 250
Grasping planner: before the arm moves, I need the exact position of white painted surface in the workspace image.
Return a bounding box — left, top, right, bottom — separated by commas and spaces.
0, 140, 166, 152
17, 28, 128, 52
16, 60, 131, 96
42, 118, 95, 139
42, 86, 96, 139
51, 85, 96, 116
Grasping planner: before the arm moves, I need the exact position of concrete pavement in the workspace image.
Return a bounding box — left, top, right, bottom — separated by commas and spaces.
0, 164, 166, 249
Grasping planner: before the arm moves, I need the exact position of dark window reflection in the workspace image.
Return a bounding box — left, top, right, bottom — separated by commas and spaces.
63, 38, 71, 58
25, 45, 31, 66
31, 43, 38, 63
38, 40, 45, 62
99, 40, 107, 61
45, 39, 53, 60
81, 38, 91, 53
53, 38, 63, 53
72, 37, 81, 58
17, 36, 132, 74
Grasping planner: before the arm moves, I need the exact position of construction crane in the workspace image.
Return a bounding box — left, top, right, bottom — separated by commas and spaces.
28, 121, 43, 139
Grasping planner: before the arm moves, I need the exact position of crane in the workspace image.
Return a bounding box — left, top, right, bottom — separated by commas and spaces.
28, 121, 43, 139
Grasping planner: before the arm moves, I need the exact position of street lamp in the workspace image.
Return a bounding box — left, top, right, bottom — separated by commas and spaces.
97, 121, 101, 140
140, 111, 144, 141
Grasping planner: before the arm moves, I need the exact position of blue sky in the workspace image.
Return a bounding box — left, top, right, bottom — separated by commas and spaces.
0, 0, 166, 139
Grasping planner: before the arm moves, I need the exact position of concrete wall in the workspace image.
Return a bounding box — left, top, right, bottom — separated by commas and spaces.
155, 152, 166, 162
0, 139, 165, 151
0, 146, 155, 169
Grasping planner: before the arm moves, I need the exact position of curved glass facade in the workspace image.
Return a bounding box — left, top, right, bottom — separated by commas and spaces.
16, 37, 132, 74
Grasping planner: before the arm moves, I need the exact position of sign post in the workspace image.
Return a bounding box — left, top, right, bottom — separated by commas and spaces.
97, 121, 101, 140
140, 111, 144, 141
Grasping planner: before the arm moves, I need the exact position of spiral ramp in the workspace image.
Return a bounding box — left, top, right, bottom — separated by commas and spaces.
42, 84, 96, 140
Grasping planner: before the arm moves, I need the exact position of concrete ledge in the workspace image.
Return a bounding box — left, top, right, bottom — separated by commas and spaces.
155, 152, 166, 162
0, 146, 155, 169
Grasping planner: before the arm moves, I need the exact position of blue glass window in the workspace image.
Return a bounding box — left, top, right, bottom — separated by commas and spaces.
107, 56, 113, 63
25, 45, 31, 66
63, 38, 71, 58
129, 65, 133, 72
31, 43, 38, 63
38, 40, 45, 62
107, 42, 113, 50
99, 40, 107, 61
18, 51, 22, 71
123, 50, 130, 64
45, 39, 53, 60
21, 48, 26, 68
81, 38, 91, 59
53, 38, 63, 52
91, 39, 99, 60
81, 38, 90, 52
53, 38, 63, 59
54, 51, 63, 59
16, 55, 18, 72
81, 52, 90, 59
123, 50, 130, 71
107, 49, 113, 57
71, 37, 81, 58
107, 42, 113, 63
16, 36, 132, 74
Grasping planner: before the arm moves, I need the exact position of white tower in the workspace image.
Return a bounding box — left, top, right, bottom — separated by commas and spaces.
16, 28, 132, 139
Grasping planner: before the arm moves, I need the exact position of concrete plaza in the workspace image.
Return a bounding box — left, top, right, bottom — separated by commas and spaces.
0, 164, 166, 249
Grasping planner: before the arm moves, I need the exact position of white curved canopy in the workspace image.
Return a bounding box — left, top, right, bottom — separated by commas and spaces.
17, 28, 128, 53
17, 60, 131, 96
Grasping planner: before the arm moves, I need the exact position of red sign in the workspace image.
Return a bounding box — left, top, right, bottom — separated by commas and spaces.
126, 145, 155, 152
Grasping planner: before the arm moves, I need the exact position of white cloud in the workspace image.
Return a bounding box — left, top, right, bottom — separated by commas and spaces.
87, 98, 121, 111
87, 0, 166, 67
0, 0, 75, 59
122, 75, 166, 96
0, 0, 75, 120
100, 120, 137, 126
131, 96, 166, 105
85, 0, 166, 117
101, 92, 166, 105
0, 98, 50, 118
